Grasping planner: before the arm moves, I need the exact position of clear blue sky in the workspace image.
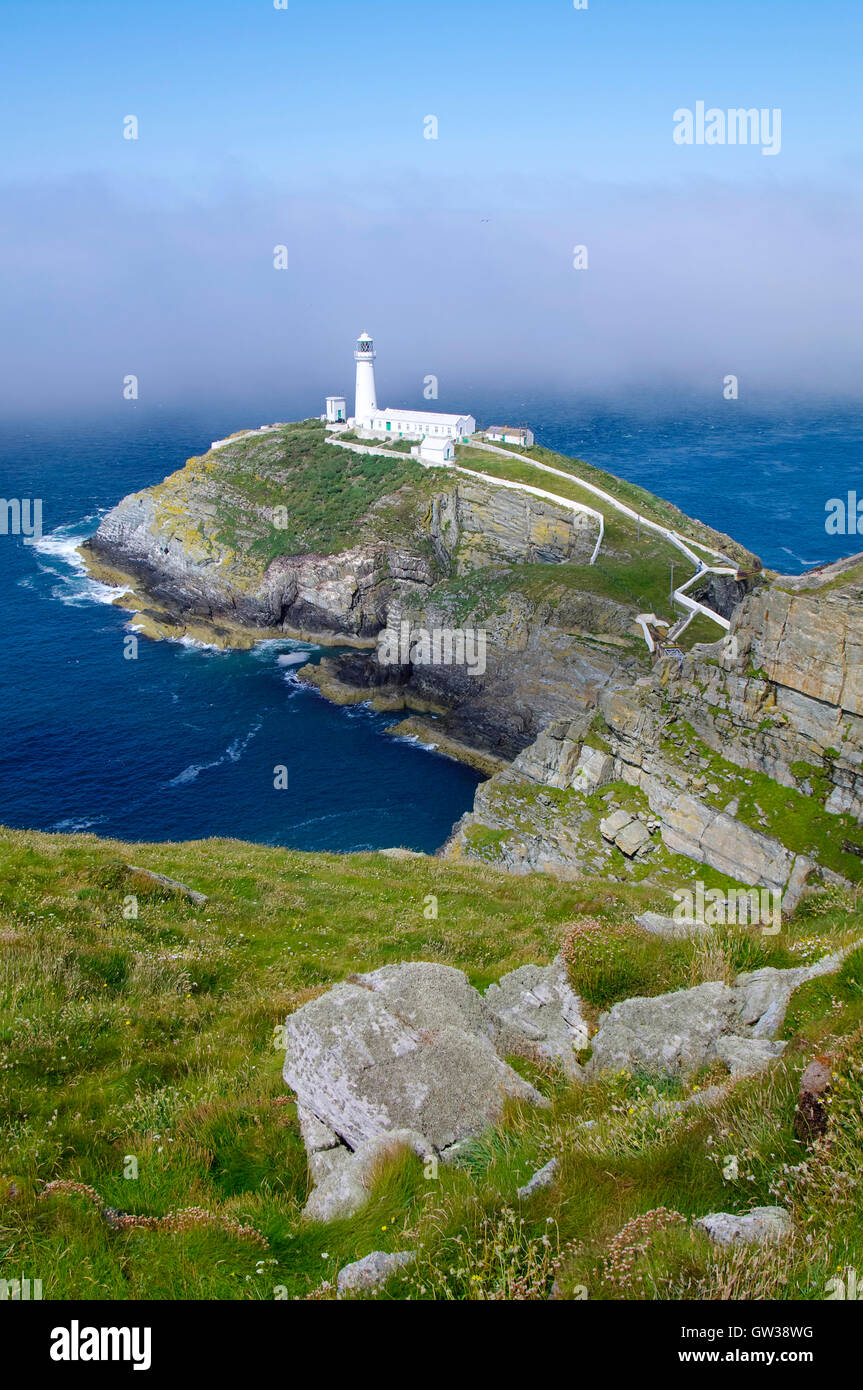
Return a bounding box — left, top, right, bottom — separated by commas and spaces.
4, 0, 862, 185
2, 0, 862, 413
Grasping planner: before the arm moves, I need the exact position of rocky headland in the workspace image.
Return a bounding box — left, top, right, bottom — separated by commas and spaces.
83, 418, 862, 902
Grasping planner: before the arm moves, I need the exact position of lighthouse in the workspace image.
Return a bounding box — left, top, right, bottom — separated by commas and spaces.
323, 333, 477, 441
353, 332, 377, 426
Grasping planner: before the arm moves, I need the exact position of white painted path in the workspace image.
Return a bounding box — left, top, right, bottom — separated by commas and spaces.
325, 433, 736, 649
464, 441, 736, 642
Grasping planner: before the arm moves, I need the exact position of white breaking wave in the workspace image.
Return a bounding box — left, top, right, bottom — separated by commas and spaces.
389, 732, 458, 762
50, 815, 108, 833
252, 637, 317, 660
30, 523, 132, 607
31, 532, 88, 565
177, 634, 225, 653
166, 720, 262, 787
780, 546, 824, 569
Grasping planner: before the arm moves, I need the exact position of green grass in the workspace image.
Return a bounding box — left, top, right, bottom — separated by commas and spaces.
559, 917, 794, 1011
0, 826, 583, 1300
674, 612, 727, 652
335, 431, 415, 454
210, 422, 434, 563
2, 826, 861, 1301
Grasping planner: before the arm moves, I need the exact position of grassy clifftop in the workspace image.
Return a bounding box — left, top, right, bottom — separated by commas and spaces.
2, 826, 861, 1300
154, 421, 438, 573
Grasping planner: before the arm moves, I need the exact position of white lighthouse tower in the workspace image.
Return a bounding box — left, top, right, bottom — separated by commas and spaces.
353, 332, 377, 427
324, 332, 477, 442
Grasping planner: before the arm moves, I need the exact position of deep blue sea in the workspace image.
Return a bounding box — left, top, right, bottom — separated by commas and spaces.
1, 397, 860, 852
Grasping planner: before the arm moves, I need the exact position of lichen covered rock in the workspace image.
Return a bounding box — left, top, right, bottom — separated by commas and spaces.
282, 960, 570, 1220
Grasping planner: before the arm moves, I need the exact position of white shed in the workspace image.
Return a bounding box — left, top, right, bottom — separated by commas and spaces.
419, 434, 455, 464
325, 396, 347, 424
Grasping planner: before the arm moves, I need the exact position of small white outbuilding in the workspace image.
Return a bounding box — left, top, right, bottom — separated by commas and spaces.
419, 434, 455, 464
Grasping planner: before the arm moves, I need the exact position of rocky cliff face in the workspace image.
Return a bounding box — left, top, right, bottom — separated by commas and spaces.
302, 582, 639, 762
85, 463, 434, 640
88, 486, 432, 638
444, 557, 863, 899
716, 577, 863, 813
438, 474, 600, 572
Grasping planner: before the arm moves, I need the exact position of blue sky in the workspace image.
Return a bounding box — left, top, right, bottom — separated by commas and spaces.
2, 0, 862, 413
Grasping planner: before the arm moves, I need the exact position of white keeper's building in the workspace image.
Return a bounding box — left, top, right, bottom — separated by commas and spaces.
324, 333, 476, 444
485, 425, 535, 448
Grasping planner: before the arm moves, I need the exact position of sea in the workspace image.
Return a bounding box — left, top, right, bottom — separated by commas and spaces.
1, 396, 860, 853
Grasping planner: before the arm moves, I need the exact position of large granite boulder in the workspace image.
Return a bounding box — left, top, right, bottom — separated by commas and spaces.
587, 981, 739, 1077
713, 1033, 786, 1076
283, 965, 540, 1155
304, 1130, 432, 1224
734, 950, 849, 1038
356, 961, 505, 1046
283, 961, 558, 1220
